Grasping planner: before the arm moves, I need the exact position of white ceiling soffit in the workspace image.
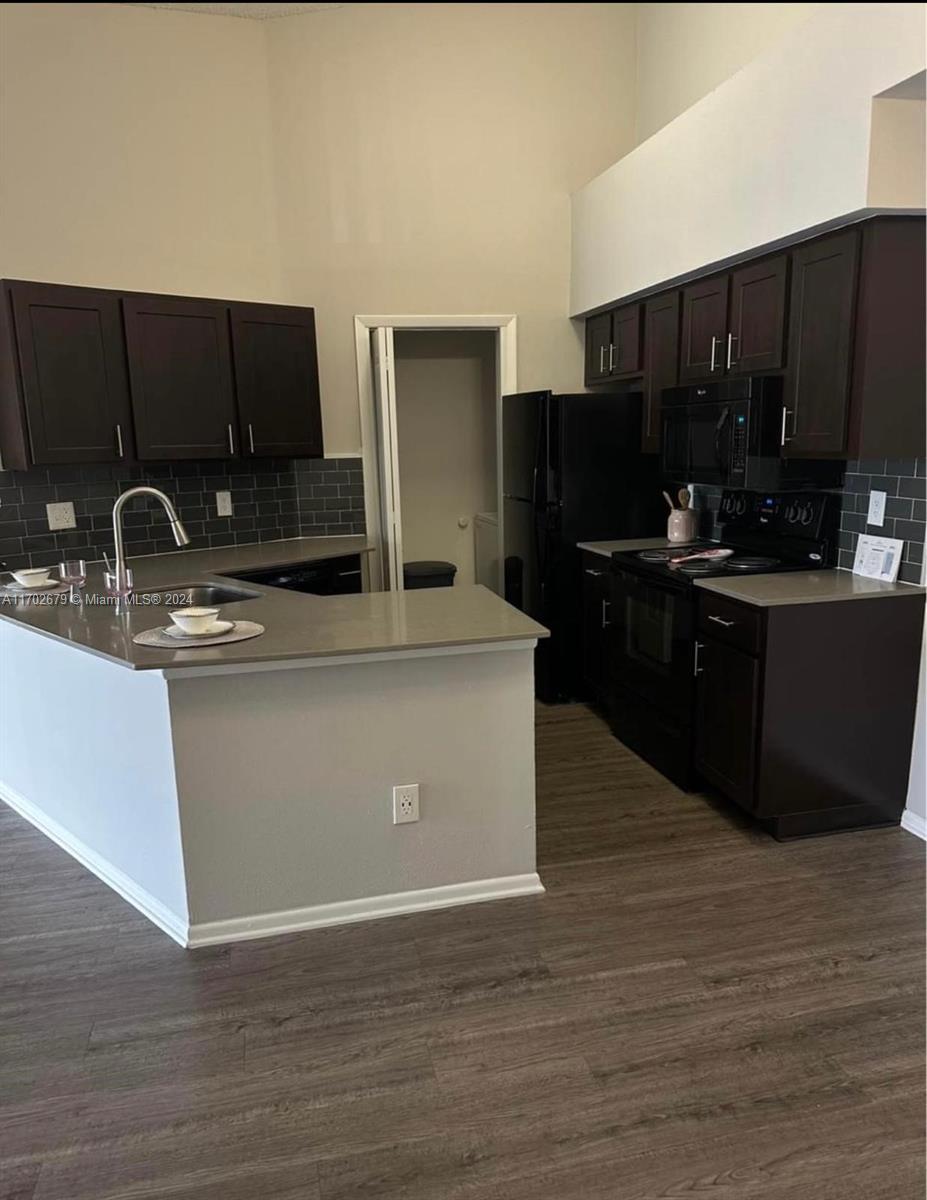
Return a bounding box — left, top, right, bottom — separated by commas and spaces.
130, 3, 342, 19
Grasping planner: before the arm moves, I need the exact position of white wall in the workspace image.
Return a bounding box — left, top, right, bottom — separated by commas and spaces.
0, 3, 281, 300
393, 331, 496, 586
572, 2, 927, 315
634, 2, 820, 143
265, 2, 637, 453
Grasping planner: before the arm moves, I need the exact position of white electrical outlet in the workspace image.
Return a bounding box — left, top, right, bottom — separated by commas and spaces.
46, 501, 76, 531
867, 490, 887, 528
392, 783, 420, 824
216, 490, 233, 517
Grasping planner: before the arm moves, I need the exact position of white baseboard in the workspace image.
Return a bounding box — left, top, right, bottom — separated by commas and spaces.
187, 873, 545, 948
0, 780, 189, 947
0, 780, 544, 949
901, 809, 927, 841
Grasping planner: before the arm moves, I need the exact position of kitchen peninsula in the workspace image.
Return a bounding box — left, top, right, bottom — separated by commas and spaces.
0, 538, 547, 947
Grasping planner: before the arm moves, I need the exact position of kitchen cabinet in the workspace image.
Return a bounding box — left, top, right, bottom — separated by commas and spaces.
640, 291, 679, 453
583, 304, 641, 384
231, 303, 323, 459
229, 553, 363, 595
694, 587, 924, 838
584, 313, 612, 383
123, 294, 238, 461
782, 229, 859, 457
581, 552, 611, 703
694, 634, 760, 810
679, 276, 729, 382
0, 281, 134, 467
0, 281, 326, 468
727, 255, 788, 375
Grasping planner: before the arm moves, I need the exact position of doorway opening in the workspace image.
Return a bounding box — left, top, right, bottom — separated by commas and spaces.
354, 314, 517, 592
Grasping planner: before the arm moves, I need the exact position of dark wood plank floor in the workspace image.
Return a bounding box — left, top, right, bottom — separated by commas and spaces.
1, 702, 924, 1199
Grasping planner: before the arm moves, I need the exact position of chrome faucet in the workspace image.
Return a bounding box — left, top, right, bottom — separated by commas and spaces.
112, 486, 190, 594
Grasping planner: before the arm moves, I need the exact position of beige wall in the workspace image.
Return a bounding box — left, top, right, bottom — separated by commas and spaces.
634, 2, 820, 143
393, 331, 496, 586
0, 3, 281, 300
867, 96, 927, 207
265, 2, 637, 453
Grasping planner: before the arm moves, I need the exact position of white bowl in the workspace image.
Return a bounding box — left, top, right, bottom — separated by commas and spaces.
10, 568, 52, 588
168, 606, 221, 636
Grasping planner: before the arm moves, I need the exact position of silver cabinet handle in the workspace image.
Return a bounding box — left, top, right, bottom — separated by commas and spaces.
780, 406, 792, 446
708, 614, 736, 627
601, 599, 611, 629
709, 336, 719, 372
694, 641, 704, 676
584, 568, 605, 577
599, 346, 605, 373
608, 344, 615, 372
227, 423, 235, 454
248, 423, 255, 454
115, 424, 124, 459
726, 333, 737, 370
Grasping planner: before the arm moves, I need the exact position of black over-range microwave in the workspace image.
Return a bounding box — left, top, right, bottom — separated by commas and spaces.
661, 377, 844, 490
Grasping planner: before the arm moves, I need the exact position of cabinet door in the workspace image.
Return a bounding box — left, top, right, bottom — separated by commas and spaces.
581, 558, 610, 701
728, 255, 788, 375
8, 281, 133, 465
695, 636, 760, 811
123, 295, 237, 460
230, 303, 323, 458
584, 313, 612, 384
679, 276, 729, 382
610, 303, 642, 376
783, 229, 859, 457
641, 291, 679, 453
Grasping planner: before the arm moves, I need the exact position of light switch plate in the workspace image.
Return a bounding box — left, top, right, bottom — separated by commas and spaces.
46, 501, 76, 531
216, 490, 233, 517
867, 490, 887, 527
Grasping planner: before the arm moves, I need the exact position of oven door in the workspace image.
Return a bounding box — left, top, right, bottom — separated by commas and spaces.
610, 567, 696, 723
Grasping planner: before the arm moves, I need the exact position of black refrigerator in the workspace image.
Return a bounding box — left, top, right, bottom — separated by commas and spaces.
502, 390, 664, 703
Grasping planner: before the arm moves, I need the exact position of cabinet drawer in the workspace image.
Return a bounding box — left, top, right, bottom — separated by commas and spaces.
697, 593, 763, 655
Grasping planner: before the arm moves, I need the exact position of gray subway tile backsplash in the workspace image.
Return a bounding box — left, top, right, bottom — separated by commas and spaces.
0, 456, 365, 571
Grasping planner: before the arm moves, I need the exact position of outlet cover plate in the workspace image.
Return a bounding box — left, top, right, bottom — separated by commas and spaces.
867, 490, 887, 527
392, 783, 420, 824
46, 501, 76, 531
216, 490, 233, 517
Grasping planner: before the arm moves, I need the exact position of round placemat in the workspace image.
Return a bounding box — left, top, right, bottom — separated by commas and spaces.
133, 620, 265, 649
1, 581, 70, 597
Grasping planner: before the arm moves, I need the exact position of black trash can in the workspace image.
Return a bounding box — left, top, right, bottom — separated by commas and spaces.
403, 560, 457, 589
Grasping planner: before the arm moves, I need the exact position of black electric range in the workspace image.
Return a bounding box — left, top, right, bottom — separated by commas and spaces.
606, 490, 838, 787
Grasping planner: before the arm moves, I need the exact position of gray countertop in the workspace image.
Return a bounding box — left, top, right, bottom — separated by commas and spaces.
695, 569, 926, 607
578, 537, 672, 558
0, 536, 547, 671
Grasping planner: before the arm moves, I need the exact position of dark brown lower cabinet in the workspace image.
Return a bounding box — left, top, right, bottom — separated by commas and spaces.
581, 553, 611, 703
695, 588, 924, 838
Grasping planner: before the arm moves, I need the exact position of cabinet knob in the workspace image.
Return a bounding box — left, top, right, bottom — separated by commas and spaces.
780, 406, 793, 446
115, 424, 124, 459
707, 614, 736, 628
608, 344, 615, 372
726, 333, 737, 371
709, 336, 719, 372
599, 346, 605, 374
248, 423, 255, 454
227, 424, 236, 455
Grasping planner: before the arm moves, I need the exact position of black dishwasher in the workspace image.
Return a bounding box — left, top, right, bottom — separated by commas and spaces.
230, 554, 363, 595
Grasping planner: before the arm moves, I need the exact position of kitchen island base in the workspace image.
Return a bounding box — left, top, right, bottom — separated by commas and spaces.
0, 619, 543, 946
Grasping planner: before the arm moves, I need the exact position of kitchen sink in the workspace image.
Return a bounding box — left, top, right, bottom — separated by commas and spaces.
134, 583, 263, 607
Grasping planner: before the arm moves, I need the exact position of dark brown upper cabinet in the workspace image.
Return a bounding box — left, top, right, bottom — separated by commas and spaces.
727, 255, 788, 375
609, 303, 642, 376
123, 295, 238, 461
641, 291, 679, 454
679, 276, 729, 382
231, 303, 323, 459
583, 303, 641, 384
782, 229, 859, 458
0, 281, 134, 468
584, 312, 612, 383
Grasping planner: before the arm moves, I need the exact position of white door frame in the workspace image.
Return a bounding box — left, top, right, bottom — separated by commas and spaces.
353, 314, 517, 591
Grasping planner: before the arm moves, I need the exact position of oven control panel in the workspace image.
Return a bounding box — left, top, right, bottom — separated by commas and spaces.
718, 490, 836, 539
